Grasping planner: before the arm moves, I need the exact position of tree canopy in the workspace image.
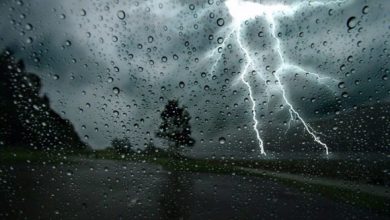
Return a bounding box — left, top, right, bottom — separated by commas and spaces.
156, 100, 195, 157
0, 49, 88, 151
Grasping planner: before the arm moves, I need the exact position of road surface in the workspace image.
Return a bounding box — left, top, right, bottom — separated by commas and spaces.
0, 159, 387, 219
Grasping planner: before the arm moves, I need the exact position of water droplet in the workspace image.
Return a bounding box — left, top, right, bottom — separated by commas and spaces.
362, 6, 369, 14
113, 87, 120, 94
113, 110, 119, 117
147, 36, 154, 43
338, 82, 345, 89
179, 81, 185, 88
80, 9, 87, 16
347, 16, 357, 30
341, 92, 349, 98
65, 40, 72, 47
25, 23, 33, 31
117, 10, 125, 20
189, 4, 195, 10
217, 18, 224, 27
219, 137, 226, 144
26, 37, 33, 44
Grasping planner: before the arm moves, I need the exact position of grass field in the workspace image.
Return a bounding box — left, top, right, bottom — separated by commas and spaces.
1, 147, 389, 185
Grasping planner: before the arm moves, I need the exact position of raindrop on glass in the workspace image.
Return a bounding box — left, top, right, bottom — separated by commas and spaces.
80, 9, 87, 16
362, 6, 369, 14
148, 36, 154, 43
113, 87, 120, 94
117, 10, 125, 20
347, 16, 357, 30
217, 18, 224, 27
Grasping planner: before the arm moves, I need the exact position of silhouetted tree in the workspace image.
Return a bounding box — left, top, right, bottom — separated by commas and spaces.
143, 141, 158, 155
111, 137, 134, 154
0, 50, 25, 147
156, 100, 195, 157
0, 49, 88, 150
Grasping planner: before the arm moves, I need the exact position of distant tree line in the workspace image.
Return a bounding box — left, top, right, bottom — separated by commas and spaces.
108, 138, 168, 157
109, 99, 196, 158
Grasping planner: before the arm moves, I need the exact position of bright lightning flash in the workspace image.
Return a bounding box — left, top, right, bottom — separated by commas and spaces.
205, 0, 352, 155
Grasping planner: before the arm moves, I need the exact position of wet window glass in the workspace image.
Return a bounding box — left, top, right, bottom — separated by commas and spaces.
0, 0, 389, 219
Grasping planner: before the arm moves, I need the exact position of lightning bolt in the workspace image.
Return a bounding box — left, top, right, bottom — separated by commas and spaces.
267, 13, 331, 155
236, 23, 266, 155
204, 0, 352, 155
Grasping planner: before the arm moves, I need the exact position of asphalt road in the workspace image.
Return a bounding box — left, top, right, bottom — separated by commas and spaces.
0, 159, 387, 219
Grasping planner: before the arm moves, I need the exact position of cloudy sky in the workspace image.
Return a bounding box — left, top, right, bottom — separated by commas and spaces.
0, 0, 389, 156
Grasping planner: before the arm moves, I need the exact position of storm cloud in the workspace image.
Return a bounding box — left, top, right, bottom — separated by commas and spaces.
0, 0, 388, 157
